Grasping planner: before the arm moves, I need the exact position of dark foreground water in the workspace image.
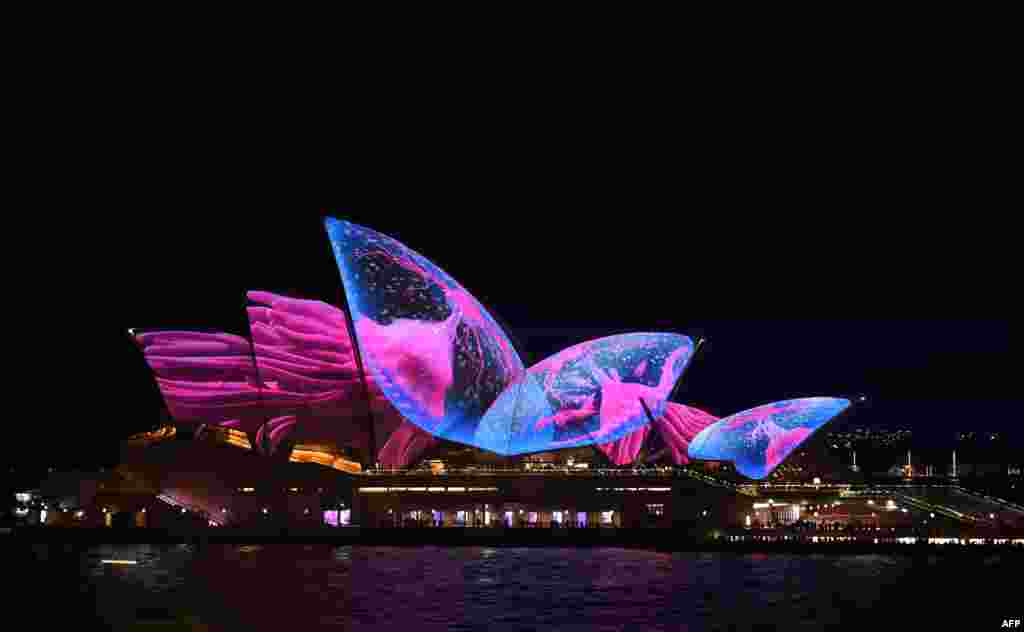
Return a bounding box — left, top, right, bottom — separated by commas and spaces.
8, 543, 1018, 630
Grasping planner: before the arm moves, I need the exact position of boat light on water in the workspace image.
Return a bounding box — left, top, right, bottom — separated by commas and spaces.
101, 560, 137, 565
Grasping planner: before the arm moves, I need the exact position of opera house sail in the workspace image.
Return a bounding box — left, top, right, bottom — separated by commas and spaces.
130, 217, 851, 479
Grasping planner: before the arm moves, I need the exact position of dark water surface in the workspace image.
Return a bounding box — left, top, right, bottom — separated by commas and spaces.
9, 543, 1017, 630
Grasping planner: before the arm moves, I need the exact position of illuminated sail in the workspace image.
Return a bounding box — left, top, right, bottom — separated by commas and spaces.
688, 397, 850, 479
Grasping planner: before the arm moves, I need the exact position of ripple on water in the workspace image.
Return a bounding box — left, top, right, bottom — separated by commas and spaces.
31, 545, 1014, 631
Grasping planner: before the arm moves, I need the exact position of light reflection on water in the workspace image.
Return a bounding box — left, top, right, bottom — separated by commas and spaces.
15, 544, 1017, 631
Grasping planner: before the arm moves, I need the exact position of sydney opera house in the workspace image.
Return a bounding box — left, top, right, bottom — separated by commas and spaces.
103, 218, 851, 530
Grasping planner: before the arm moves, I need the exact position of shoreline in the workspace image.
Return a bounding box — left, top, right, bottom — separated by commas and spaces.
6, 527, 1024, 555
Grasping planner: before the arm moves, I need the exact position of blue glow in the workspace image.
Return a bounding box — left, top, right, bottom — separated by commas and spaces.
688, 397, 850, 479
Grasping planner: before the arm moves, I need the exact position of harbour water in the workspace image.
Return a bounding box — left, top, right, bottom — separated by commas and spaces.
9, 543, 1016, 630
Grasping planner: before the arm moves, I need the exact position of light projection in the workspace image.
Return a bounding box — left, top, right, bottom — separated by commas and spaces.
133, 330, 266, 435
650, 403, 720, 465
378, 420, 440, 470
136, 291, 437, 467
473, 333, 694, 454
598, 402, 718, 465
247, 291, 434, 466
324, 218, 525, 444
246, 290, 376, 454
325, 218, 694, 455
134, 217, 851, 478
687, 397, 851, 479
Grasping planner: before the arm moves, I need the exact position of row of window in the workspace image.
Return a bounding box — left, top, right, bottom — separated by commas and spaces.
237, 487, 328, 494
358, 487, 499, 493
595, 487, 672, 492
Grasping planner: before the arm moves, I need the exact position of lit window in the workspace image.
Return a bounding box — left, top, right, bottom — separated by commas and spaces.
646, 504, 664, 516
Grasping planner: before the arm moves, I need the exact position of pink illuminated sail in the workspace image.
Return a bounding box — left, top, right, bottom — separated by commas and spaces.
597, 403, 718, 465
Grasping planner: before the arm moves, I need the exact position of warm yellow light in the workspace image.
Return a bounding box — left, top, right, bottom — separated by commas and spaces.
288, 448, 360, 473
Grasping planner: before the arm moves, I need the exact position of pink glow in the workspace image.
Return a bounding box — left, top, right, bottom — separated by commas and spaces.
534, 395, 598, 431
531, 341, 595, 391
597, 424, 651, 465
355, 315, 458, 423
765, 426, 813, 470
137, 330, 267, 431
445, 286, 521, 381
596, 403, 716, 465
652, 403, 719, 465
657, 344, 691, 393
246, 291, 405, 454
595, 380, 657, 438
377, 420, 439, 468
584, 354, 683, 442
633, 360, 648, 378
255, 416, 297, 454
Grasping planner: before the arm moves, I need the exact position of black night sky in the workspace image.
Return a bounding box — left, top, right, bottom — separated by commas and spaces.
15, 98, 1017, 469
